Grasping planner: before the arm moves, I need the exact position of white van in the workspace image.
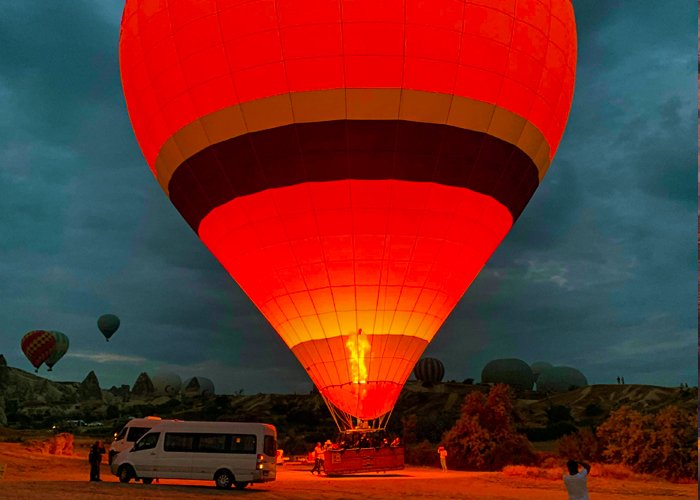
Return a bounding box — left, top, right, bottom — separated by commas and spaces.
110, 416, 176, 464
110, 420, 277, 490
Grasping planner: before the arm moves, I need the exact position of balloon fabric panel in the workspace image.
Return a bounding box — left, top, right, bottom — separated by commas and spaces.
120, 0, 576, 169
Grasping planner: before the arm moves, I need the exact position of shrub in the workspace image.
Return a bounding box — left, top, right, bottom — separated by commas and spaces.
405, 440, 437, 466
441, 384, 535, 470
651, 406, 698, 481
596, 405, 698, 481
401, 414, 417, 447
502, 465, 562, 480
596, 407, 652, 469
583, 403, 604, 417
557, 428, 602, 462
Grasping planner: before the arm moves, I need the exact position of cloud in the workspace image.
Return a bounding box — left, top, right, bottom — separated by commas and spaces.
66, 351, 147, 364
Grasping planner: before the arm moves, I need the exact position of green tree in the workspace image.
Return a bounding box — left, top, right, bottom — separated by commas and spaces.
557, 428, 602, 462
441, 384, 535, 470
596, 406, 650, 467
596, 405, 697, 481
651, 406, 698, 480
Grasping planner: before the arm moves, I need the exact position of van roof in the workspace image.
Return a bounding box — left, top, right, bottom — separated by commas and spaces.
144, 421, 276, 434
123, 417, 178, 426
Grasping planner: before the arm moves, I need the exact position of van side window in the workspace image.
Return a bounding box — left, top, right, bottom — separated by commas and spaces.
162, 433, 257, 454
127, 426, 150, 442
198, 434, 227, 453
134, 432, 160, 451
263, 435, 276, 457
228, 434, 256, 454
164, 433, 195, 452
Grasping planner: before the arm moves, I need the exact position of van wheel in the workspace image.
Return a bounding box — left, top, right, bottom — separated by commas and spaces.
118, 465, 134, 483
142, 478, 153, 484
214, 469, 233, 489
234, 481, 249, 490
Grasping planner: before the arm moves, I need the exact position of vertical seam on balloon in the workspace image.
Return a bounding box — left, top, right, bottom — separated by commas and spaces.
164, 2, 218, 231
136, 6, 188, 185
336, 0, 360, 408
418, 0, 469, 355
374, 0, 410, 397
385, 192, 422, 379
370, 184, 395, 390
522, 8, 551, 145
195, 4, 239, 243
209, 0, 258, 255
273, 3, 343, 392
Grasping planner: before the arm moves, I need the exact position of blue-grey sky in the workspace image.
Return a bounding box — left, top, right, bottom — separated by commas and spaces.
0, 1, 696, 394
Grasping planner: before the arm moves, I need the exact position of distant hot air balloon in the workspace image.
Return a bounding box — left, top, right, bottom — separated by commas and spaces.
45, 331, 69, 371
481, 358, 535, 391
97, 314, 120, 341
183, 377, 215, 396
21, 330, 56, 373
413, 357, 445, 385
120, 0, 577, 431
152, 371, 182, 396
536, 366, 588, 393
530, 361, 553, 382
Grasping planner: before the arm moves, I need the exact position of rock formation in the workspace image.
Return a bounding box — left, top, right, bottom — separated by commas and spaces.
131, 372, 155, 397
78, 371, 103, 401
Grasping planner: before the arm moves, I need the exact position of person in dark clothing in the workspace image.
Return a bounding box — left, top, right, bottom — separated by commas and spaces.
89, 440, 106, 481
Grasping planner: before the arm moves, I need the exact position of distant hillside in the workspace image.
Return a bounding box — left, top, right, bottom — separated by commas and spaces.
0, 361, 696, 455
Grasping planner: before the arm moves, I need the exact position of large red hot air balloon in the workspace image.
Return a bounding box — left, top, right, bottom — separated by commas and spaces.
119, 0, 576, 430
21, 330, 56, 372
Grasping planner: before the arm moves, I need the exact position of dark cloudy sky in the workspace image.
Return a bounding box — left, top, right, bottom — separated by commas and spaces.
0, 1, 696, 394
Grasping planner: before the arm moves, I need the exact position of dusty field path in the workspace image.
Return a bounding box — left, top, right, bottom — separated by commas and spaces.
0, 444, 695, 499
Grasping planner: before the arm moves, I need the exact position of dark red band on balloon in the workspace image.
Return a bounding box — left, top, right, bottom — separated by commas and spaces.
168, 120, 539, 231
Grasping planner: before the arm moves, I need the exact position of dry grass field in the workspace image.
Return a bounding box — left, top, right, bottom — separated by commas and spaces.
0, 440, 695, 500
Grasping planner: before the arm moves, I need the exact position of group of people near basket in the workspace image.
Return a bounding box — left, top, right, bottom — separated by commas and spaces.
309, 435, 402, 475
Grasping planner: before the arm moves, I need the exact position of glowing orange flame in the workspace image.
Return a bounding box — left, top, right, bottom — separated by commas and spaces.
346, 329, 370, 384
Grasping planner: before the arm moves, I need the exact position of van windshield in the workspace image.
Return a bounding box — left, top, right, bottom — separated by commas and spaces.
127, 426, 150, 442
134, 432, 160, 451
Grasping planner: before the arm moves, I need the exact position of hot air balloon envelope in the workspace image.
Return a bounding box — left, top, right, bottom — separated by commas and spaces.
120, 0, 577, 428
536, 366, 588, 393
183, 377, 215, 396
413, 357, 445, 384
98, 314, 120, 341
21, 330, 56, 372
45, 331, 69, 371
152, 371, 182, 396
481, 358, 535, 391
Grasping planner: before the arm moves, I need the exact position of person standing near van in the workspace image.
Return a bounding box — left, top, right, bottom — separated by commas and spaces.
89, 440, 106, 481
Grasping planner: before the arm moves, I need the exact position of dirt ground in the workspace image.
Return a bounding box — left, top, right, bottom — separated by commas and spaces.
0, 442, 695, 500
